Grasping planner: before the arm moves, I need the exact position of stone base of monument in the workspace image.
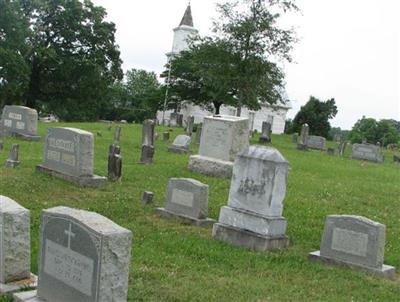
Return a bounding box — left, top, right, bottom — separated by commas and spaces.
36, 164, 107, 188
5, 159, 20, 168
155, 207, 215, 227
0, 274, 37, 294
188, 155, 233, 178
308, 251, 396, 280
212, 223, 289, 252
13, 290, 44, 302
168, 146, 190, 154
10, 132, 41, 141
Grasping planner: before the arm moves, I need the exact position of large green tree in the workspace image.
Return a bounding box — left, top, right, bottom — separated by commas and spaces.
164, 0, 297, 114
290, 96, 338, 138
0, 0, 122, 121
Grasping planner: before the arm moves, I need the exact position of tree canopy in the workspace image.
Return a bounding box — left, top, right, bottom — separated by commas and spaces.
0, 0, 122, 121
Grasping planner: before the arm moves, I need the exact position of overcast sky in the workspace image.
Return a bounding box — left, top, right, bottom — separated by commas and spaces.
92, 0, 399, 130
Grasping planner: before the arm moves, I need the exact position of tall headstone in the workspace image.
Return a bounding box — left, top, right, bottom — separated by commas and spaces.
297, 123, 309, 150
14, 206, 132, 302
306, 135, 326, 150
169, 113, 177, 127
176, 113, 183, 127
351, 143, 384, 163
36, 127, 107, 187
156, 178, 215, 226
309, 215, 395, 279
248, 111, 255, 134
259, 121, 272, 144
5, 144, 20, 168
338, 139, 347, 157
108, 144, 122, 181
195, 124, 202, 144
186, 115, 194, 136
212, 146, 289, 251
1, 105, 40, 141
114, 126, 121, 144
139, 120, 155, 164
188, 115, 249, 178
0, 196, 36, 293
168, 135, 191, 154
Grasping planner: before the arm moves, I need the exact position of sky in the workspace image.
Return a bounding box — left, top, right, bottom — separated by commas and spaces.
92, 0, 399, 130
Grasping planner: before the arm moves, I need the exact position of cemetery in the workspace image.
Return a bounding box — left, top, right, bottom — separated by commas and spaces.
0, 121, 399, 301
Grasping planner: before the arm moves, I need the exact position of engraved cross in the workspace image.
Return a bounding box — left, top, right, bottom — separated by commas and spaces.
64, 223, 76, 249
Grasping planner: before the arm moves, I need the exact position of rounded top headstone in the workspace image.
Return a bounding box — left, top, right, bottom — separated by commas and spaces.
237, 145, 288, 165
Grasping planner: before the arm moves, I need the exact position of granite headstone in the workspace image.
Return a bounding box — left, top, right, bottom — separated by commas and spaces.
1, 105, 40, 141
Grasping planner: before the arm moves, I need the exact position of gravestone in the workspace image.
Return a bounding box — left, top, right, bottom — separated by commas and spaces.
168, 135, 191, 154
195, 124, 202, 145
0, 196, 36, 293
36, 127, 107, 187
248, 111, 255, 134
169, 113, 177, 127
176, 113, 183, 127
309, 215, 395, 279
338, 140, 347, 157
1, 105, 40, 141
212, 146, 289, 251
139, 120, 155, 164
5, 144, 20, 168
156, 178, 215, 226
327, 147, 335, 156
154, 132, 159, 141
297, 123, 309, 150
352, 143, 384, 163
188, 115, 249, 178
186, 115, 194, 136
307, 135, 326, 150
142, 191, 154, 205
292, 133, 298, 144
259, 121, 272, 144
114, 126, 121, 144
163, 132, 170, 143
14, 206, 132, 302
108, 144, 122, 181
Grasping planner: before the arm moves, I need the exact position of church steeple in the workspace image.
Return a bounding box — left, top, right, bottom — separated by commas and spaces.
179, 3, 194, 27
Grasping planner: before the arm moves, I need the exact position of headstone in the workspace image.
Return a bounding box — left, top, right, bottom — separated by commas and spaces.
338, 140, 347, 157
5, 144, 20, 168
186, 115, 194, 136
176, 113, 183, 127
195, 124, 202, 145
156, 178, 214, 226
169, 113, 177, 127
248, 111, 255, 134
108, 144, 122, 181
36, 127, 107, 187
309, 215, 395, 279
259, 121, 272, 144
327, 147, 335, 156
307, 135, 326, 150
351, 143, 384, 163
1, 105, 40, 141
154, 132, 159, 141
292, 133, 298, 144
168, 135, 191, 154
142, 191, 154, 205
212, 146, 289, 251
114, 126, 121, 144
14, 206, 132, 302
297, 123, 309, 150
139, 120, 155, 164
163, 132, 170, 143
0, 196, 36, 293
188, 115, 249, 178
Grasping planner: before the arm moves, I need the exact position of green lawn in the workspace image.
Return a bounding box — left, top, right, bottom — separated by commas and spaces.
1, 122, 399, 302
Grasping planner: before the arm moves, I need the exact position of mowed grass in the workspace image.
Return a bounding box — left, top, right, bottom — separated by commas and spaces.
0, 122, 399, 302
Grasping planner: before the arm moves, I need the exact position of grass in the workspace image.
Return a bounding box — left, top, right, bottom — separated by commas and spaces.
0, 122, 399, 301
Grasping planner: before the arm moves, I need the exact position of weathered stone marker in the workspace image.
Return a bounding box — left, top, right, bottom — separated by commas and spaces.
14, 206, 133, 302
142, 191, 154, 205
156, 178, 215, 226
5, 144, 20, 168
297, 123, 309, 150
36, 127, 107, 187
307, 135, 326, 150
186, 115, 194, 136
114, 126, 121, 144
259, 121, 272, 143
188, 115, 249, 178
168, 135, 191, 154
169, 112, 177, 127
176, 113, 183, 127
1, 105, 40, 141
338, 139, 347, 157
351, 143, 384, 163
213, 146, 289, 251
139, 119, 155, 164
108, 144, 122, 181
327, 147, 335, 156
0, 196, 37, 293
163, 132, 170, 143
195, 124, 202, 145
309, 215, 395, 279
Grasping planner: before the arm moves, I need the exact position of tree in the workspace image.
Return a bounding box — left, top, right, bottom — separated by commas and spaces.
163, 0, 297, 114
348, 117, 399, 146
290, 96, 338, 138
0, 0, 122, 121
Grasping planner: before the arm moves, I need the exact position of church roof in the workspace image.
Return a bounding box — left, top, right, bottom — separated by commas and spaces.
179, 4, 194, 27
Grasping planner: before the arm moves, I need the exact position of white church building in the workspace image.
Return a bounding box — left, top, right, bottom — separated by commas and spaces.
157, 4, 291, 134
